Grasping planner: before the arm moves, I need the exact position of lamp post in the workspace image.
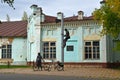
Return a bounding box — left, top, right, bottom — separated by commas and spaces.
56, 12, 64, 70
61, 13, 64, 69
39, 8, 42, 54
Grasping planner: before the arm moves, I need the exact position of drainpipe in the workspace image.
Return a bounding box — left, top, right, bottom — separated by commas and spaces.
30, 43, 31, 64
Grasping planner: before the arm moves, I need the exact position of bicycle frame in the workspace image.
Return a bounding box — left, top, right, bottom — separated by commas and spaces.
32, 60, 64, 71
48, 61, 64, 71
32, 61, 51, 71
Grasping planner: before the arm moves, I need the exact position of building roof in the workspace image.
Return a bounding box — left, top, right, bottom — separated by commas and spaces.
64, 16, 93, 21
0, 15, 93, 37
43, 15, 93, 23
0, 21, 27, 37
44, 15, 57, 23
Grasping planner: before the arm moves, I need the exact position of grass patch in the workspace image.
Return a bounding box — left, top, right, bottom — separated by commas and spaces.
112, 67, 120, 70
108, 66, 120, 71
0, 65, 30, 69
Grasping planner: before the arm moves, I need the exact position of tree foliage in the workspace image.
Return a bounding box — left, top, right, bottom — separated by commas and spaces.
1, 0, 15, 9
22, 11, 28, 21
93, 0, 120, 51
6, 14, 10, 21
93, 0, 120, 38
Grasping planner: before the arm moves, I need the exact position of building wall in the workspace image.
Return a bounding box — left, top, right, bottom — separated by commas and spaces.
39, 21, 109, 63
64, 26, 82, 62
12, 38, 27, 65
41, 25, 60, 62
0, 37, 27, 65
27, 14, 41, 62
27, 5, 120, 67
106, 35, 120, 63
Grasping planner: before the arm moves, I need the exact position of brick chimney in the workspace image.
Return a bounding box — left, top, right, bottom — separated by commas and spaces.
78, 11, 84, 20
30, 4, 42, 16
30, 4, 38, 13
57, 12, 63, 20
30, 4, 45, 22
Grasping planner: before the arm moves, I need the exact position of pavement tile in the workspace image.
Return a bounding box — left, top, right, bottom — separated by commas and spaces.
0, 67, 120, 79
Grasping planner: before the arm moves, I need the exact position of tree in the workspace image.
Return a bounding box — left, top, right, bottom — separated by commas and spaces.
1, 0, 15, 9
93, 0, 120, 51
22, 11, 28, 21
0, 0, 14, 23
6, 14, 10, 21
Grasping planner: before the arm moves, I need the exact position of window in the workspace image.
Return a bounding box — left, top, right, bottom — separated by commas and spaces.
43, 42, 56, 59
66, 45, 74, 51
2, 44, 12, 59
84, 41, 100, 60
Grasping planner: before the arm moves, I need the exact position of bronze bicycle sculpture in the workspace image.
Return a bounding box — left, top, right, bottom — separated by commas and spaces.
32, 61, 51, 71
32, 60, 64, 71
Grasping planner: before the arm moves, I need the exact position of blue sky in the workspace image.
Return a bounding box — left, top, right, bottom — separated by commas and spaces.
0, 0, 101, 21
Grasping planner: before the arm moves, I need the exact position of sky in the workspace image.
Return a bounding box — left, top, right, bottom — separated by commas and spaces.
0, 0, 101, 21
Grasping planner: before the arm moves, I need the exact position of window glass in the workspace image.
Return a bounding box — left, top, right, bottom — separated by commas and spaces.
50, 42, 55, 46
2, 45, 6, 48
44, 42, 49, 46
93, 41, 99, 46
85, 42, 91, 46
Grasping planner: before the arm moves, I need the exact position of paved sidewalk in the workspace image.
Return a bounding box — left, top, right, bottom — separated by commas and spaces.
0, 67, 120, 79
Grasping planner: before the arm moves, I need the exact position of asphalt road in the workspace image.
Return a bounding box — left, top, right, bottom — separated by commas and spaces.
0, 73, 105, 80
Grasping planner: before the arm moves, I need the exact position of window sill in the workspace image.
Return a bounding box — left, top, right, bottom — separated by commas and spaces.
0, 59, 13, 63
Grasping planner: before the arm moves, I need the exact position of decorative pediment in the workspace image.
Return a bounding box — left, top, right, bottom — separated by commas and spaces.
0, 38, 8, 44
43, 38, 56, 41
84, 34, 101, 40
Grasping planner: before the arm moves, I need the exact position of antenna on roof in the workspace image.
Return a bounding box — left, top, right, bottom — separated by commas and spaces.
73, 14, 75, 16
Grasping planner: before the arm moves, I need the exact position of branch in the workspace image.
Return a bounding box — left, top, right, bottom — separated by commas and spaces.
1, 0, 15, 9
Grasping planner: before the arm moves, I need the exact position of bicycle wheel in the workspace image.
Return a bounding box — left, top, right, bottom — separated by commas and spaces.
33, 64, 38, 71
47, 64, 52, 72
57, 64, 64, 71
43, 64, 52, 71
43, 64, 48, 71
57, 66, 63, 71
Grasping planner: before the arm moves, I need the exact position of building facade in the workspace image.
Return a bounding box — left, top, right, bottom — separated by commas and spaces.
0, 21, 27, 65
0, 4, 120, 67
27, 5, 120, 67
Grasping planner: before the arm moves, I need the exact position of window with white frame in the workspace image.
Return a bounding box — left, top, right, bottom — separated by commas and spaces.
84, 41, 100, 60
43, 42, 56, 59
2, 44, 12, 59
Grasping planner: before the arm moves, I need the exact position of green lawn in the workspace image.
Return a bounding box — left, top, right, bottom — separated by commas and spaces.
0, 65, 30, 69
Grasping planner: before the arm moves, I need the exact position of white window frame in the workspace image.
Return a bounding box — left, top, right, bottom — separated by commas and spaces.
84, 41, 100, 60
43, 42, 56, 59
1, 44, 12, 59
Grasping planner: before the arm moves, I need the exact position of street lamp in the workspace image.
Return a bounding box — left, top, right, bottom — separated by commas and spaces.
61, 13, 64, 67
39, 7, 42, 54
57, 12, 64, 69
